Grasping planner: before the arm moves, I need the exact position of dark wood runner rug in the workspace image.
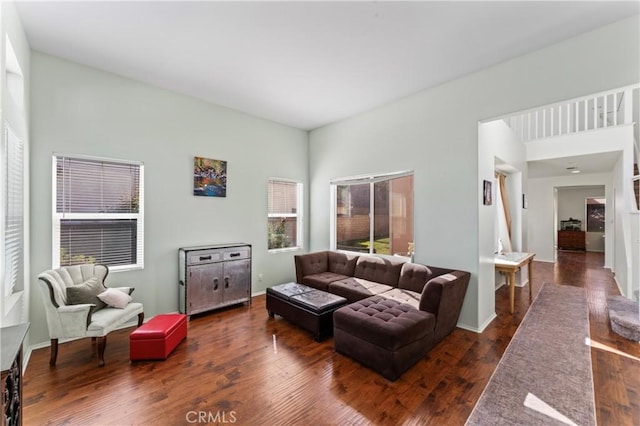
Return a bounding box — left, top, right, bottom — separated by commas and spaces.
466, 283, 595, 425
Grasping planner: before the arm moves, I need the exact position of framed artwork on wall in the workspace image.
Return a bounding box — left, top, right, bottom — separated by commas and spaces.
483, 180, 492, 205
193, 156, 227, 197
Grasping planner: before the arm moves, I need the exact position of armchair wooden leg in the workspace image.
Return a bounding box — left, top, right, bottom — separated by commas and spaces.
50, 339, 58, 366
96, 336, 107, 367
137, 312, 144, 327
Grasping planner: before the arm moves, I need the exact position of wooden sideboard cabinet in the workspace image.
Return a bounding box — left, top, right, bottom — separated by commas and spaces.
179, 244, 251, 318
2, 323, 29, 426
558, 230, 586, 251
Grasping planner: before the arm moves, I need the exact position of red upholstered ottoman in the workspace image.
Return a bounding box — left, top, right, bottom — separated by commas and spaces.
130, 313, 187, 361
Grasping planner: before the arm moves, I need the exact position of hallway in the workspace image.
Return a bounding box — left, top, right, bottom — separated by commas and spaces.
496, 251, 639, 424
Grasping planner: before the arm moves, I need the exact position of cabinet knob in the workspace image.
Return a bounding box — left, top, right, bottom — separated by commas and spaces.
225, 277, 230, 288
213, 278, 219, 290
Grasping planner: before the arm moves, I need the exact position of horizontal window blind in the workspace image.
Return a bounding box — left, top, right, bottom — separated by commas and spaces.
60, 219, 137, 266
53, 155, 144, 269
3, 128, 24, 297
268, 179, 302, 250
56, 157, 140, 214
268, 180, 298, 215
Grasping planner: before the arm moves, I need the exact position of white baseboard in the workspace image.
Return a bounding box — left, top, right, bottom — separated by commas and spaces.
496, 280, 529, 291
458, 312, 497, 334
614, 276, 625, 297
22, 347, 32, 375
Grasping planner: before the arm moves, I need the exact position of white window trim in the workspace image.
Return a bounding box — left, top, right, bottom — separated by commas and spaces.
268, 178, 303, 253
51, 154, 145, 272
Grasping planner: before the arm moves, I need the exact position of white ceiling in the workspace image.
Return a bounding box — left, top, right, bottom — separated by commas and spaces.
527, 151, 622, 179
15, 1, 640, 131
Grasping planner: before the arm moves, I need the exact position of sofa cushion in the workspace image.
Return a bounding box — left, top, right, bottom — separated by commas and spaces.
353, 256, 404, 287
328, 278, 393, 303
294, 251, 328, 275
87, 302, 144, 335
333, 296, 435, 350
398, 263, 433, 293
378, 288, 421, 309
328, 251, 358, 276
302, 272, 350, 291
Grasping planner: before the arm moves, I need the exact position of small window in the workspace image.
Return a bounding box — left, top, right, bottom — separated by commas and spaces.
268, 179, 302, 251
53, 155, 144, 270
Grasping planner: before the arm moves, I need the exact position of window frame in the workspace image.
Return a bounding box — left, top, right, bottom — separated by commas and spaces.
330, 170, 414, 260
267, 178, 303, 253
52, 154, 145, 271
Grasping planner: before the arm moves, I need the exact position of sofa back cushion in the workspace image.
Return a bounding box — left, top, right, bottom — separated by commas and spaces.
398, 263, 433, 293
328, 251, 358, 276
294, 251, 328, 284
354, 256, 404, 287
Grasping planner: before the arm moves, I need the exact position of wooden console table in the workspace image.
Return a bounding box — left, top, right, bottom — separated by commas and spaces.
495, 252, 535, 314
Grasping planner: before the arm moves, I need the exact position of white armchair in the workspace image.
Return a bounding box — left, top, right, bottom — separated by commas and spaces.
38, 264, 144, 366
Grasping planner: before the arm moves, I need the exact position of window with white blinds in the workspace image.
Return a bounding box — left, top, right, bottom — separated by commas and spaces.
53, 155, 144, 270
2, 127, 24, 298
268, 179, 302, 251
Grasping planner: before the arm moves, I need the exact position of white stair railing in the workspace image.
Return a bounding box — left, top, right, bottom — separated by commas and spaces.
506, 84, 639, 143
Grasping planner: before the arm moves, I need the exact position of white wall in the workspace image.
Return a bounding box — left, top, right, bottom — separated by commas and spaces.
479, 120, 527, 321
612, 150, 637, 298
29, 53, 308, 346
1, 2, 30, 335
309, 16, 640, 331
557, 186, 605, 252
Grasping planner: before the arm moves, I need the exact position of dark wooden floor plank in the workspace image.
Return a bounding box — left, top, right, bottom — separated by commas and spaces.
23, 251, 639, 425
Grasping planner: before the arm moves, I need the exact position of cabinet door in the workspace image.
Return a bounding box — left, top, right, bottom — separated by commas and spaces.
187, 263, 224, 314
223, 259, 251, 304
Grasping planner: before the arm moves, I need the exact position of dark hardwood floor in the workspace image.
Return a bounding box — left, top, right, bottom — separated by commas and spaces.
23, 251, 639, 425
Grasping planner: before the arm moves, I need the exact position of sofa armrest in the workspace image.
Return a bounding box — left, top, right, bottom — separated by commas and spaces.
294, 251, 329, 284
419, 270, 470, 343
58, 304, 94, 332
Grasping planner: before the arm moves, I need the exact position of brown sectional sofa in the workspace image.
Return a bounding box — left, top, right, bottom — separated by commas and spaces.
294, 250, 470, 380
294, 250, 470, 344
294, 251, 470, 380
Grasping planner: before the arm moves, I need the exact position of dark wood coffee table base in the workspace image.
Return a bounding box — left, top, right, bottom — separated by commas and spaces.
266, 283, 347, 342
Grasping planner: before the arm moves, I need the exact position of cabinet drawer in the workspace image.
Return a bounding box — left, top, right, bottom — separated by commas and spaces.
223, 247, 250, 261
186, 250, 223, 265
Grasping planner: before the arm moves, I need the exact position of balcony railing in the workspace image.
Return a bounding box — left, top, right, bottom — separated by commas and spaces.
506, 84, 639, 143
